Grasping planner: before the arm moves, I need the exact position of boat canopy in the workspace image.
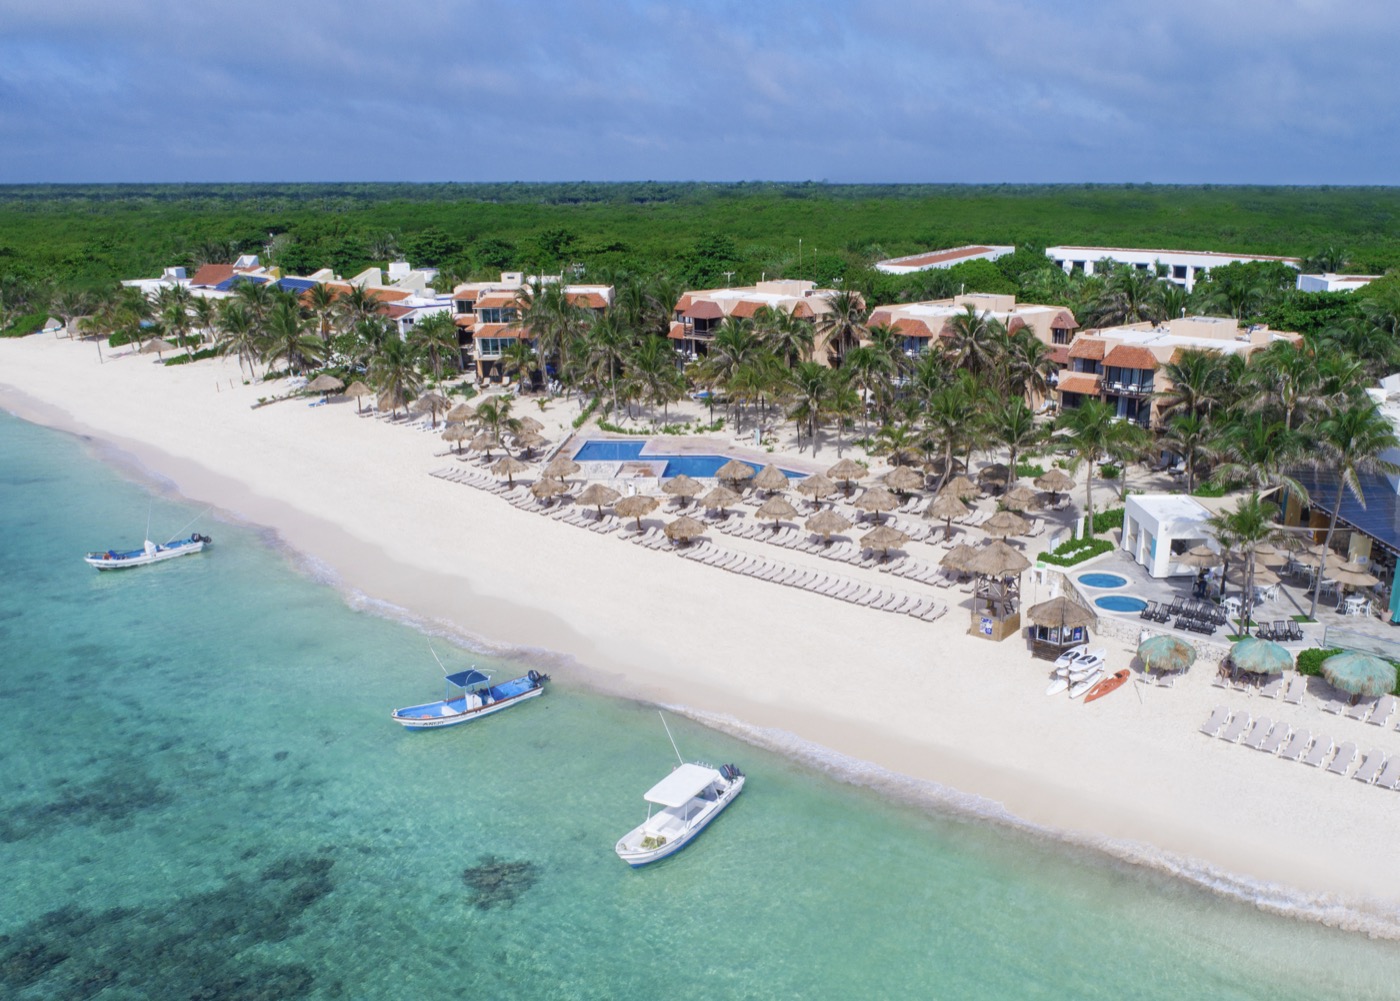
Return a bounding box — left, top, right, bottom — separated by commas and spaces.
445, 669, 491, 689
643, 763, 720, 808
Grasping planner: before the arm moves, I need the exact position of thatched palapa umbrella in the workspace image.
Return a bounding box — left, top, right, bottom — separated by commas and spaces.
1229, 637, 1291, 676
940, 544, 977, 575
805, 509, 851, 544
1322, 652, 1396, 699
1002, 484, 1039, 512
795, 473, 838, 506
826, 458, 868, 495
140, 337, 176, 358
445, 401, 476, 423
1330, 561, 1380, 589
756, 495, 798, 530
304, 373, 343, 398
943, 475, 980, 500
662, 474, 704, 507
543, 455, 581, 481
700, 486, 742, 515
412, 391, 452, 427
854, 485, 899, 523
1177, 544, 1222, 569
576, 482, 621, 518
751, 464, 790, 495
344, 380, 372, 413
490, 455, 529, 486
530, 477, 568, 503
715, 458, 756, 486
1034, 468, 1074, 499
1026, 596, 1095, 631
664, 515, 707, 546
882, 465, 925, 494
442, 424, 471, 453
982, 510, 1031, 539
861, 524, 909, 561
967, 539, 1031, 578
468, 432, 497, 458
517, 415, 545, 433
1138, 634, 1196, 675
513, 430, 549, 457
615, 494, 659, 532
925, 490, 969, 540
978, 463, 1011, 491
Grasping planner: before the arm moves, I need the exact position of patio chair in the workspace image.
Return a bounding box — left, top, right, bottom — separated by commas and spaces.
1278, 729, 1312, 762
1219, 713, 1252, 743
1287, 620, 1304, 642
1199, 706, 1231, 737
1243, 716, 1274, 750
1259, 723, 1291, 755
1302, 737, 1335, 768
1373, 757, 1400, 791
1166, 596, 1185, 617
1352, 751, 1387, 785
1256, 621, 1274, 640
1154, 604, 1172, 624
1140, 600, 1158, 620
1325, 741, 1358, 776
1274, 620, 1289, 642
1367, 694, 1398, 727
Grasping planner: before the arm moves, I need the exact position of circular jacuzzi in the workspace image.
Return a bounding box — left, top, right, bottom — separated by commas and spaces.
1079, 572, 1128, 589
1094, 595, 1148, 613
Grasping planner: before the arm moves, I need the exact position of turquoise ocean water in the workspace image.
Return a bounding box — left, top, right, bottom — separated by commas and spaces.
3, 408, 1400, 1000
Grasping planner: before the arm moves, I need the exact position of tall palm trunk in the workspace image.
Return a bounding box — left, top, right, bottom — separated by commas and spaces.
1308, 483, 1347, 620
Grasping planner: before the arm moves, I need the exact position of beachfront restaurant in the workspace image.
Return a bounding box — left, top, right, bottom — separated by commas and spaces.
1121, 494, 1215, 578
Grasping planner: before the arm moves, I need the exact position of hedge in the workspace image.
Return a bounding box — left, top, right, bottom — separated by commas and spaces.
1297, 647, 1400, 693
1038, 536, 1115, 567
163, 348, 220, 366
1092, 507, 1124, 535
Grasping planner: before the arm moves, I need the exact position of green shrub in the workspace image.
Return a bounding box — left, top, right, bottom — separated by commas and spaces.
163, 348, 219, 366
1037, 536, 1115, 567
571, 398, 600, 429
1016, 461, 1045, 478
1, 310, 46, 337
1092, 507, 1124, 535
1098, 464, 1121, 480
108, 331, 135, 348
1295, 648, 1340, 677
1192, 481, 1229, 498
596, 419, 651, 436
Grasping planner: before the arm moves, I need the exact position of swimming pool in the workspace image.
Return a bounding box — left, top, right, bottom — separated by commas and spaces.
1094, 595, 1148, 613
1079, 573, 1128, 589
572, 440, 806, 479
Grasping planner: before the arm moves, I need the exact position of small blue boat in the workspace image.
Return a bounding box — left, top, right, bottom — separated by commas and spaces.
84, 533, 211, 570
391, 667, 548, 730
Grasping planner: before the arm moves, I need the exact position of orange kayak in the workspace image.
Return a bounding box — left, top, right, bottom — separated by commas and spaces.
1084, 670, 1131, 704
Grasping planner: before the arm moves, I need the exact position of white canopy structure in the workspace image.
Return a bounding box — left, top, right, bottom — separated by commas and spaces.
1121, 494, 1215, 578
643, 763, 721, 808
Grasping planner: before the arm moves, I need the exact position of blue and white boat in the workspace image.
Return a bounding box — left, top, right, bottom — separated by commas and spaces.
391, 666, 547, 730
84, 533, 211, 570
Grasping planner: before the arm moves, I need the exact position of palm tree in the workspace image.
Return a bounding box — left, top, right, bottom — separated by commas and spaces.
333, 285, 383, 332
787, 361, 833, 452
813, 290, 868, 366
578, 310, 634, 413
367, 335, 423, 415
473, 396, 522, 451
941, 305, 1005, 380
306, 283, 339, 342
261, 299, 325, 376
233, 278, 277, 328
1207, 492, 1283, 635
1092, 267, 1160, 326
409, 311, 460, 382
214, 301, 260, 380
1053, 398, 1147, 527
756, 305, 814, 368
874, 421, 925, 467
1155, 349, 1231, 420
1003, 329, 1057, 404
1307, 402, 1400, 619
922, 381, 978, 491
1210, 412, 1308, 496
1150, 281, 1187, 325
1246, 338, 1322, 431
987, 398, 1043, 485
840, 345, 892, 434
49, 286, 92, 339
627, 334, 684, 421
703, 318, 761, 426
498, 339, 537, 393
1158, 412, 1220, 495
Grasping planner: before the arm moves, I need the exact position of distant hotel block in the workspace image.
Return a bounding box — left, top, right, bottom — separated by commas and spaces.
1295, 273, 1380, 293
874, 245, 1014, 274
1044, 246, 1301, 292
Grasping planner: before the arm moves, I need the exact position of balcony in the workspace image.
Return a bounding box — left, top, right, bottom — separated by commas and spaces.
1104, 382, 1153, 398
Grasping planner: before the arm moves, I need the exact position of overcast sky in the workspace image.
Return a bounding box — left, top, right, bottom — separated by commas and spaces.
1, 0, 1395, 184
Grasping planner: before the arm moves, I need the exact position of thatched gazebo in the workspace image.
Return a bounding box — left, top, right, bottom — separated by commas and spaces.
1026, 596, 1096, 660
966, 540, 1031, 641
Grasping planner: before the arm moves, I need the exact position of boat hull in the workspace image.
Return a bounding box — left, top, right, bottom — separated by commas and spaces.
1068, 669, 1104, 699
391, 677, 544, 729
1084, 670, 1131, 703
85, 537, 207, 570
615, 775, 744, 867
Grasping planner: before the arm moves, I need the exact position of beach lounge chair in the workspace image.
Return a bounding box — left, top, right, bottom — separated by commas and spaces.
1346, 698, 1378, 723
1219, 713, 1252, 743
1373, 757, 1400, 791
1352, 751, 1387, 784
1326, 741, 1358, 776
1243, 716, 1274, 750
1283, 675, 1307, 705
1287, 620, 1304, 642
1278, 729, 1312, 762
1258, 723, 1291, 755
1318, 696, 1348, 715
1259, 676, 1285, 699
1302, 738, 1334, 768
1140, 600, 1158, 620
1367, 694, 1398, 727
1199, 706, 1231, 737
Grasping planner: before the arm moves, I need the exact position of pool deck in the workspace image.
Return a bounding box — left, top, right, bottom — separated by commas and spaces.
567, 433, 827, 481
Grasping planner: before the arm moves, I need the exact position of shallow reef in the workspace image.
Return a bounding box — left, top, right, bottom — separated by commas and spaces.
462, 855, 540, 911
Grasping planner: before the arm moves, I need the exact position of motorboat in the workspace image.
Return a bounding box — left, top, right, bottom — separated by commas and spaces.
1052, 644, 1090, 670
615, 761, 744, 867
84, 533, 211, 570
391, 666, 547, 729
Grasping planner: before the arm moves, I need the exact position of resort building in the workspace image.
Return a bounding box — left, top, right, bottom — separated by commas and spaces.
452, 272, 613, 382
1056, 316, 1303, 427
669, 280, 846, 362
1296, 273, 1381, 293
1044, 246, 1301, 292
874, 244, 1014, 275
867, 293, 1078, 358
1121, 494, 1216, 578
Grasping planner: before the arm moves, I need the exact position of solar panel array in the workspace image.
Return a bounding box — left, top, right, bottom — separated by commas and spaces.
1293, 468, 1400, 556
277, 277, 318, 293
213, 274, 271, 292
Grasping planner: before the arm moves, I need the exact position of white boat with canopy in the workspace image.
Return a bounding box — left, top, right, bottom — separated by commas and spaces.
390, 653, 547, 730
615, 715, 744, 866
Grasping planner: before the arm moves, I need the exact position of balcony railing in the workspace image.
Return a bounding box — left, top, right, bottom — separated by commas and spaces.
1105, 382, 1153, 397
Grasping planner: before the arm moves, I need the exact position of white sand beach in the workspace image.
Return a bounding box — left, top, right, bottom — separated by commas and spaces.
5, 334, 1400, 934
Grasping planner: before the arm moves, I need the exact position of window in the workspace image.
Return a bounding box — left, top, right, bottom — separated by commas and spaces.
477, 307, 518, 324
1172, 265, 1187, 280
1052, 328, 1071, 345
455, 299, 475, 314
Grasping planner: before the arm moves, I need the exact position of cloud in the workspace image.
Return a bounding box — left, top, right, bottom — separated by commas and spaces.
0, 0, 1395, 182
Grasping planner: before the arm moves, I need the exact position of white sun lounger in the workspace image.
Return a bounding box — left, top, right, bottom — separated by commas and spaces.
1367, 694, 1398, 727
1283, 675, 1307, 705
1219, 713, 1252, 743
1346, 698, 1377, 723
1243, 716, 1274, 750
1373, 757, 1400, 791
1302, 737, 1335, 768
1258, 723, 1291, 755
1199, 706, 1231, 737
1326, 741, 1358, 776
1278, 729, 1312, 762
1259, 676, 1285, 699
1352, 751, 1387, 784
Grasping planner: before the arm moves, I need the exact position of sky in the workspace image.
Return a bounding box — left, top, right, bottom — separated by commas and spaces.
1, 0, 1396, 184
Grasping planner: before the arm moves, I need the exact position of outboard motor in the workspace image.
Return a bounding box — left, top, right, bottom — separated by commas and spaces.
720, 764, 743, 781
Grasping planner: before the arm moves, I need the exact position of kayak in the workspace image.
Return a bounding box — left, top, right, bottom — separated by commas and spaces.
1083, 670, 1131, 704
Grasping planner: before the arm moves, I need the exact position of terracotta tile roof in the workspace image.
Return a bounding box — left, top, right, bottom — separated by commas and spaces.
893, 317, 934, 339
1056, 373, 1102, 396
790, 301, 816, 319
683, 300, 724, 320
886, 246, 995, 268
728, 300, 761, 318
668, 321, 687, 340
1048, 347, 1070, 366
191, 264, 234, 287
674, 294, 693, 314
1103, 345, 1159, 370
566, 291, 609, 309
1068, 338, 1106, 360
454, 315, 476, 328
453, 291, 478, 303
1052, 310, 1079, 330
868, 308, 894, 327
475, 292, 517, 309
382, 305, 414, 319
1006, 315, 1027, 334
474, 322, 527, 340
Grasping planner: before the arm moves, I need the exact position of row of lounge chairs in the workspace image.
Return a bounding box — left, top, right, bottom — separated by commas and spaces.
676, 542, 947, 622
1316, 692, 1399, 726
1255, 619, 1306, 642
1201, 706, 1400, 788
1212, 671, 1307, 703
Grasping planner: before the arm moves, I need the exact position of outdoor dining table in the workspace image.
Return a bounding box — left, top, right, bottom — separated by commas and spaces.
1342, 594, 1370, 616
